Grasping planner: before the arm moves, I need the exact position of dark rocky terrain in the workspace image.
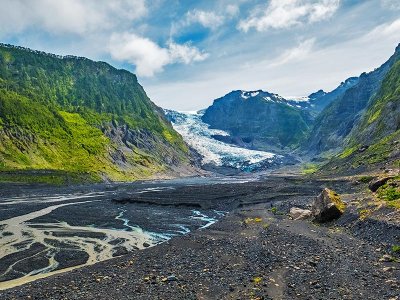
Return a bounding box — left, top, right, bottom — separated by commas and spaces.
1, 172, 399, 299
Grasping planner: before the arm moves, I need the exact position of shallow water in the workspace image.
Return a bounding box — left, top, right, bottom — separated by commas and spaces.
0, 176, 246, 289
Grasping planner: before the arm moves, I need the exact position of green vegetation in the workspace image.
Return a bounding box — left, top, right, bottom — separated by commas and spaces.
339, 145, 359, 159
0, 44, 189, 183
302, 163, 319, 174
377, 177, 400, 209
392, 245, 400, 253
353, 61, 400, 144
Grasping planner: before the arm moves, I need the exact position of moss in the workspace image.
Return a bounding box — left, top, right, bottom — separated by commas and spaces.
339, 145, 358, 159
392, 245, 400, 253
327, 189, 346, 213
0, 170, 100, 185
253, 277, 262, 284
358, 208, 372, 220
367, 108, 381, 124
244, 217, 263, 225
302, 163, 319, 174
0, 44, 190, 183
377, 177, 400, 209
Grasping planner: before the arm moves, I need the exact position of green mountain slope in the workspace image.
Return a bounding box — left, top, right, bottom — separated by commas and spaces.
319, 58, 400, 174
349, 60, 400, 145
304, 44, 400, 155
0, 44, 190, 183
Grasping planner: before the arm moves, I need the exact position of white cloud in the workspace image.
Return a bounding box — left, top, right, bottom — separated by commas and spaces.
363, 18, 400, 39
168, 42, 209, 64
0, 0, 147, 36
109, 33, 208, 77
269, 38, 316, 66
185, 9, 225, 29
144, 17, 400, 111
238, 0, 340, 32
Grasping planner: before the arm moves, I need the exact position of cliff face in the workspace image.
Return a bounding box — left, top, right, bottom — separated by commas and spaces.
0, 44, 192, 183
320, 59, 400, 175
349, 60, 400, 146
304, 44, 400, 155
201, 90, 313, 151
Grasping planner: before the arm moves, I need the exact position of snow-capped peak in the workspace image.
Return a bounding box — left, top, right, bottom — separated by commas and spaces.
240, 90, 261, 100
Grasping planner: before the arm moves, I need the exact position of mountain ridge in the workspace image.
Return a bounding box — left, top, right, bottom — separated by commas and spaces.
0, 43, 194, 183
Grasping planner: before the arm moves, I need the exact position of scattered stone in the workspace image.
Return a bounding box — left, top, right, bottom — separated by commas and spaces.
379, 255, 395, 262
289, 207, 312, 220
311, 188, 346, 223
167, 275, 177, 282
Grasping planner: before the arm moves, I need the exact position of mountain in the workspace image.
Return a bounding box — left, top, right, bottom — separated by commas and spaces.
0, 44, 192, 183
201, 90, 313, 151
304, 44, 400, 155
306, 77, 359, 112
285, 77, 359, 113
320, 58, 400, 174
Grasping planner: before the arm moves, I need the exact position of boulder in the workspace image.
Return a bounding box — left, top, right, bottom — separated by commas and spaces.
289, 207, 312, 220
368, 176, 394, 192
312, 188, 346, 223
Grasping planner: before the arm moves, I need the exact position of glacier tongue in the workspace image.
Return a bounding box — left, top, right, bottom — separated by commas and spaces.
165, 110, 280, 171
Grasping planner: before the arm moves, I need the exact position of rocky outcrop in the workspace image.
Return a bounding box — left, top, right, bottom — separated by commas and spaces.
289, 207, 312, 220
368, 176, 395, 192
311, 188, 346, 222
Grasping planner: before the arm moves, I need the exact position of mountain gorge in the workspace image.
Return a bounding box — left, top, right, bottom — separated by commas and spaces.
0, 42, 399, 182
0, 44, 193, 183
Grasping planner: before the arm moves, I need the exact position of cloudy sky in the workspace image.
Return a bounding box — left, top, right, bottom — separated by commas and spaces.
1, 0, 400, 110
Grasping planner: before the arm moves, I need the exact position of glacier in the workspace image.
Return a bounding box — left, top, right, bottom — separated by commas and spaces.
165, 110, 282, 172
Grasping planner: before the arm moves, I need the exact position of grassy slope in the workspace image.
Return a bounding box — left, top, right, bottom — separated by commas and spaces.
0, 44, 189, 183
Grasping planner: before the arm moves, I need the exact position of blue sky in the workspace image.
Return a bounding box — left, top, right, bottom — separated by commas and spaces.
1, 0, 400, 110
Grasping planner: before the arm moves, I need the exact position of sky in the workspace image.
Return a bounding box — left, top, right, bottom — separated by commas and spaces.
1, 0, 400, 111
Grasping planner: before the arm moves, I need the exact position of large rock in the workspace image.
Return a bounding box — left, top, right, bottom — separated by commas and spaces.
368, 176, 394, 192
312, 188, 346, 223
289, 207, 312, 220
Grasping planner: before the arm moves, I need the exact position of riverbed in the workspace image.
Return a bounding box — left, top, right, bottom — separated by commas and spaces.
0, 175, 261, 289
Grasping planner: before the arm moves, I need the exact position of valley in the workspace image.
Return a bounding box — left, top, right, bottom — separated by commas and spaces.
0, 29, 399, 300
